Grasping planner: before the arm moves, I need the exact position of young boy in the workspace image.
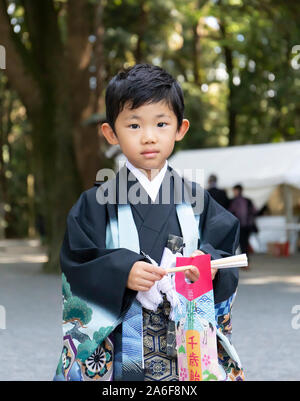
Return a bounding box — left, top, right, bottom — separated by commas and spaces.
54, 64, 244, 381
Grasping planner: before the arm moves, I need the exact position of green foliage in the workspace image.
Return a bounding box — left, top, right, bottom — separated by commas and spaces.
63, 296, 93, 325
93, 326, 113, 344
2, 0, 300, 240
178, 345, 186, 353
0, 73, 32, 238
101, 0, 300, 148
77, 325, 113, 362
77, 338, 98, 362
62, 273, 72, 300
203, 369, 218, 380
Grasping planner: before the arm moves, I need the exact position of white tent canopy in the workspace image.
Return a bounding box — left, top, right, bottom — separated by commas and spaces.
168, 141, 300, 210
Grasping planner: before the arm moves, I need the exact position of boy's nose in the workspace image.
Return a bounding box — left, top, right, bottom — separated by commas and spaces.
142, 129, 157, 143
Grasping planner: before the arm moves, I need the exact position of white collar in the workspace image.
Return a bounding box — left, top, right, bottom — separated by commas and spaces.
125, 159, 168, 202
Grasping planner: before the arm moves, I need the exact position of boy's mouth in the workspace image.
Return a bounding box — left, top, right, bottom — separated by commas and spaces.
141, 149, 159, 158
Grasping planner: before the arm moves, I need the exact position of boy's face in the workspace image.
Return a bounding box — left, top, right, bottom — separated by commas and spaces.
101, 101, 189, 180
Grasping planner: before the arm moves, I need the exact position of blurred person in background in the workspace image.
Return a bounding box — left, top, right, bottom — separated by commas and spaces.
229, 184, 257, 265
207, 174, 230, 210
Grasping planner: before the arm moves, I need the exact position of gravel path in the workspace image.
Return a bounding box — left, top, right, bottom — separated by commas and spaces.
233, 254, 300, 381
0, 240, 299, 381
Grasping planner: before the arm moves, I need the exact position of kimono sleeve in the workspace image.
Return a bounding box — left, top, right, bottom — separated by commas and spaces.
199, 190, 240, 304
60, 186, 144, 319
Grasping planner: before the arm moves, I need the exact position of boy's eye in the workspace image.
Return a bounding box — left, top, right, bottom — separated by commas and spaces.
157, 122, 167, 128
129, 124, 140, 129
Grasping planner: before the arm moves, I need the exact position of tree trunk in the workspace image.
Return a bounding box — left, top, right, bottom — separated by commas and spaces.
134, 0, 148, 63
0, 0, 106, 272
29, 92, 81, 272
192, 0, 210, 86
0, 79, 14, 238
192, 23, 201, 86
219, 16, 237, 146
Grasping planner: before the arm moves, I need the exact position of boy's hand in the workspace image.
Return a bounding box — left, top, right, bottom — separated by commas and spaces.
127, 261, 166, 292
187, 250, 218, 281
185, 265, 200, 282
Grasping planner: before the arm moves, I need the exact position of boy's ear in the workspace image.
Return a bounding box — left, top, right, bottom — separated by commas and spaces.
175, 118, 190, 142
100, 123, 119, 145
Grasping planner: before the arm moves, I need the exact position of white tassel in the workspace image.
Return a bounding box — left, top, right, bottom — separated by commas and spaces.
136, 247, 183, 319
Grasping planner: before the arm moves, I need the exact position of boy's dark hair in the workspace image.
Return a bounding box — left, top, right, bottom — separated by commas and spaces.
105, 64, 184, 132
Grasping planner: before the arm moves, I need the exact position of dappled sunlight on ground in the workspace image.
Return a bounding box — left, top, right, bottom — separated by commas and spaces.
0, 255, 48, 263
0, 239, 48, 264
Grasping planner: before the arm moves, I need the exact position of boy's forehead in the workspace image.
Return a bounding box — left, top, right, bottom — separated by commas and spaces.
121, 100, 175, 117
